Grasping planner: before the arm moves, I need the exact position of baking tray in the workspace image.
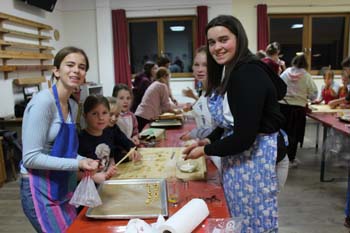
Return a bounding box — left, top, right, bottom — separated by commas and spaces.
339, 115, 350, 123
150, 119, 182, 127
86, 178, 168, 219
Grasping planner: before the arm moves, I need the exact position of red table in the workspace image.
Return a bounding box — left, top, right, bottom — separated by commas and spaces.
307, 112, 350, 181
67, 120, 230, 233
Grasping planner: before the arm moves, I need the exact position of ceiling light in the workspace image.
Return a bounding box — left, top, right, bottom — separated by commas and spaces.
170, 26, 185, 32
291, 24, 303, 29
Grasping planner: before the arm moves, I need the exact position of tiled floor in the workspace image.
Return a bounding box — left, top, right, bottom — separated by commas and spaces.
0, 121, 349, 232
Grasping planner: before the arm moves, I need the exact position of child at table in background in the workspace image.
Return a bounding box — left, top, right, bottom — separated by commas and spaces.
112, 84, 140, 145
338, 70, 350, 98
78, 95, 139, 183
135, 67, 181, 131
314, 68, 339, 104
329, 58, 350, 109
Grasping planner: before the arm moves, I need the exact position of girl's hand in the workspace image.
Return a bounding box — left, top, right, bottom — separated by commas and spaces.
182, 88, 198, 100
129, 150, 142, 162
92, 172, 107, 184
198, 138, 210, 146
182, 138, 209, 160
132, 135, 140, 146
183, 146, 205, 160
182, 141, 199, 155
105, 166, 117, 179
79, 158, 99, 171
182, 103, 193, 112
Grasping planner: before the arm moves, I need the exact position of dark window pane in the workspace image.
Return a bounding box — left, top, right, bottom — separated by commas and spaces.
270, 18, 303, 68
163, 20, 193, 73
129, 22, 158, 73
311, 17, 344, 70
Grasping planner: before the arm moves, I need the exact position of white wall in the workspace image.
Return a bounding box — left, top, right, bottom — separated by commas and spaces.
60, 0, 99, 84
0, 0, 65, 117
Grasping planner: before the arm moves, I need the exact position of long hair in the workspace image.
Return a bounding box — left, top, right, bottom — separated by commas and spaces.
155, 67, 169, 83
205, 15, 254, 95
291, 54, 308, 69
143, 61, 156, 78
51, 46, 89, 82
265, 42, 281, 56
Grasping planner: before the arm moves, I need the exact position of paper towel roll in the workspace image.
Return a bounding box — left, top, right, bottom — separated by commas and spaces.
158, 198, 209, 233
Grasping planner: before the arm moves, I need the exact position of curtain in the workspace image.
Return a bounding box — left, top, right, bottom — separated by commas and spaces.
257, 4, 268, 51
196, 6, 208, 49
112, 9, 132, 87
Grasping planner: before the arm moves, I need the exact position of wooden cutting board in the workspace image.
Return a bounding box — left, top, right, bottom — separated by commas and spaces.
112, 147, 206, 181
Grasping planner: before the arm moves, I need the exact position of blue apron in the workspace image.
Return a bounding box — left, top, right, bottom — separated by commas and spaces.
29, 85, 78, 232
208, 92, 278, 233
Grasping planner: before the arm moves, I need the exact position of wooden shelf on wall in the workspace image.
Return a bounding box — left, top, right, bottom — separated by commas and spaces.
0, 27, 51, 40
0, 12, 52, 30
13, 76, 47, 86
0, 11, 54, 79
0, 39, 54, 50
0, 65, 53, 72
0, 51, 53, 60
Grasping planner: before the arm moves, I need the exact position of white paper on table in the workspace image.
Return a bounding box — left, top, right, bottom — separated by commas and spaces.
125, 199, 209, 233
158, 198, 209, 233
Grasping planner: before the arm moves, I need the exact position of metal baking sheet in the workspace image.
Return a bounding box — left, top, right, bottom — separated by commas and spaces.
150, 119, 182, 127
86, 178, 168, 219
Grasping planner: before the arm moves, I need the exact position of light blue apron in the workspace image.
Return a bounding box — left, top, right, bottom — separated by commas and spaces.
29, 85, 78, 232
208, 92, 278, 233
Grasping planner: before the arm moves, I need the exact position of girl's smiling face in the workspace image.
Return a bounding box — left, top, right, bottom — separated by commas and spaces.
207, 26, 237, 65
53, 52, 87, 91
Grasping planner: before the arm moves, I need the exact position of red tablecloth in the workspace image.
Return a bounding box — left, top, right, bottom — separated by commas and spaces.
67, 120, 230, 233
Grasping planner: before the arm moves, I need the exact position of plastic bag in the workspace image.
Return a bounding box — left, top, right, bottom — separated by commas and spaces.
205, 218, 243, 233
69, 172, 102, 208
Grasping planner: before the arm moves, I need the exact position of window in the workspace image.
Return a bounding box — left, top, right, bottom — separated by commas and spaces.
269, 14, 349, 74
128, 16, 196, 77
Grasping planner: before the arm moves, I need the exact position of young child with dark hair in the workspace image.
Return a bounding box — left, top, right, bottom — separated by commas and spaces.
78, 95, 140, 184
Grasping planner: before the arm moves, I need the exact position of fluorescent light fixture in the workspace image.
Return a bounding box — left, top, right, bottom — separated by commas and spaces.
291, 24, 303, 29
170, 26, 185, 32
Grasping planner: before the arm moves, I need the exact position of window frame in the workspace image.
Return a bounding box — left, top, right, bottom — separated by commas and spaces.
268, 13, 350, 75
127, 16, 197, 77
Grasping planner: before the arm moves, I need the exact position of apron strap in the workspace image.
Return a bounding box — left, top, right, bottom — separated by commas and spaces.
52, 85, 74, 123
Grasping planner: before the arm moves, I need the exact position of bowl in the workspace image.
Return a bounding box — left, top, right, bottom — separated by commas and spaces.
176, 160, 198, 173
